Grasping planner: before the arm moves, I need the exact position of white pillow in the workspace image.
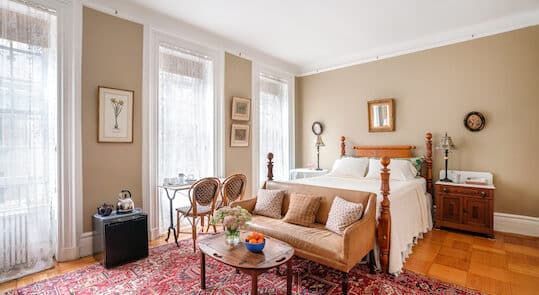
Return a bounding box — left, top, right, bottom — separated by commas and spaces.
328, 157, 369, 178
365, 158, 417, 181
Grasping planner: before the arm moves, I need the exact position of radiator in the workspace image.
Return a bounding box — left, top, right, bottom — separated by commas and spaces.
0, 211, 28, 271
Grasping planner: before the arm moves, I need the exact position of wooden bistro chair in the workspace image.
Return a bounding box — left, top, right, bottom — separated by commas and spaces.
220, 173, 247, 208
176, 177, 220, 252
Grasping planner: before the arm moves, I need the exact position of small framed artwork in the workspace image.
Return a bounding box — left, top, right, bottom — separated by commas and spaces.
368, 98, 395, 132
98, 86, 134, 143
231, 96, 251, 121
230, 124, 250, 147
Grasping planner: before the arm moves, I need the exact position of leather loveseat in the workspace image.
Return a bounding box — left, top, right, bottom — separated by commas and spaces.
231, 181, 377, 294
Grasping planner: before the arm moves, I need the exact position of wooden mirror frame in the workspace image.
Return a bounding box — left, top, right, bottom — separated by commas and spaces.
367, 98, 395, 132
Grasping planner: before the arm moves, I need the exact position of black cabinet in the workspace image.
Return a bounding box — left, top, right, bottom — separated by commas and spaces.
93, 209, 148, 268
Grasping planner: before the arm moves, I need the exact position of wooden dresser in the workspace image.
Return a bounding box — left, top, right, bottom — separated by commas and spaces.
434, 171, 495, 237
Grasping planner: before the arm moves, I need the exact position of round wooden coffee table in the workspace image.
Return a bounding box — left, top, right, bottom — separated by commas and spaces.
197, 232, 294, 295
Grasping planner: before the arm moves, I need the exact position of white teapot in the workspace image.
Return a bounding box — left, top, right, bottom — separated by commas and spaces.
117, 189, 134, 213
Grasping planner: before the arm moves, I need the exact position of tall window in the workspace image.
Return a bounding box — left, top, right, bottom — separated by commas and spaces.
157, 44, 215, 231
258, 74, 289, 184
0, 0, 57, 282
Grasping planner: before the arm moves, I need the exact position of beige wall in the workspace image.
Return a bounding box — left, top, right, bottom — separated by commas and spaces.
224, 53, 254, 197
82, 7, 143, 231
80, 12, 255, 232
296, 25, 539, 217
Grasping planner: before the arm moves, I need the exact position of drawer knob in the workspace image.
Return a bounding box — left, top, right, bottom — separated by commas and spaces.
442, 187, 449, 193
480, 191, 487, 198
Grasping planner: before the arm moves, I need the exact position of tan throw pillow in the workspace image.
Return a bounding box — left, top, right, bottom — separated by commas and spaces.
283, 193, 321, 227
253, 189, 285, 219
325, 196, 364, 235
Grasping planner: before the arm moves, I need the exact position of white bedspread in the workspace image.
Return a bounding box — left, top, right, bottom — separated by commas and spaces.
289, 175, 433, 275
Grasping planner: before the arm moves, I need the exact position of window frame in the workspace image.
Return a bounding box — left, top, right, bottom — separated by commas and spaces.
144, 29, 224, 239
251, 63, 295, 192
0, 0, 83, 262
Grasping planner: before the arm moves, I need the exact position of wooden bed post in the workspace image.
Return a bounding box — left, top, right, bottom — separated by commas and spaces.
267, 153, 274, 181
425, 132, 433, 194
340, 136, 346, 157
378, 156, 391, 273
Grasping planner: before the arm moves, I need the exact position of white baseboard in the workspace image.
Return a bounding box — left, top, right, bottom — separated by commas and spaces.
79, 232, 94, 257
79, 228, 161, 258
494, 212, 539, 237
150, 227, 161, 241
56, 247, 79, 262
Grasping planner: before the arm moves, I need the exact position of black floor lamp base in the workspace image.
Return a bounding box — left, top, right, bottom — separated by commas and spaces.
441, 149, 453, 183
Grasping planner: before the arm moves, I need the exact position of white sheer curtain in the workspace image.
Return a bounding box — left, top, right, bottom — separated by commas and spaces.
0, 0, 57, 282
158, 44, 214, 232
258, 74, 289, 185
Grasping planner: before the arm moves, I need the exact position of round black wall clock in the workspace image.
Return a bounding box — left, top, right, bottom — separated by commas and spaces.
312, 121, 323, 135
464, 111, 486, 132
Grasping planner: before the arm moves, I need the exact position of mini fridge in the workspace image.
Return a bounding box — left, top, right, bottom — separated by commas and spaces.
92, 209, 148, 268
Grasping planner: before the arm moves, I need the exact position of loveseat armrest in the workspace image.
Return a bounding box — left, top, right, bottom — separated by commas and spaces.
229, 197, 257, 213
342, 194, 377, 269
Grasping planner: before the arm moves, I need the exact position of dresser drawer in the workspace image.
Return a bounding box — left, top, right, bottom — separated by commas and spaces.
437, 185, 493, 199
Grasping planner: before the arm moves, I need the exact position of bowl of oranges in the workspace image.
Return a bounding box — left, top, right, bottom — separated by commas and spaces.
244, 232, 266, 253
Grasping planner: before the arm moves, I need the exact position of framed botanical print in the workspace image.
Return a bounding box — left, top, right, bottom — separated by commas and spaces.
231, 96, 251, 121
98, 86, 134, 143
230, 124, 249, 147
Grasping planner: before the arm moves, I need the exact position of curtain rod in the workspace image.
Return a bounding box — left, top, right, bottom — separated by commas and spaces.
159, 42, 213, 62
260, 72, 288, 84
9, 0, 56, 15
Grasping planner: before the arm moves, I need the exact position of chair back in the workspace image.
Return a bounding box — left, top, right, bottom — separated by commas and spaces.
189, 177, 221, 212
222, 174, 247, 205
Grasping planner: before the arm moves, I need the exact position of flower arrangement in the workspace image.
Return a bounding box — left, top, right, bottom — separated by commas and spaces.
211, 206, 251, 230
211, 206, 251, 245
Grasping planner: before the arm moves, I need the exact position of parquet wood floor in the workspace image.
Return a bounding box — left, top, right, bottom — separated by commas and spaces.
404, 229, 539, 295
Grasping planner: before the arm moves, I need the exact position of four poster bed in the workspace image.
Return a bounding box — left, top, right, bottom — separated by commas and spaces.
265, 132, 433, 274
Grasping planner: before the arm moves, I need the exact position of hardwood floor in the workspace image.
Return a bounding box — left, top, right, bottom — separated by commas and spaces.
1, 229, 538, 294
404, 229, 539, 295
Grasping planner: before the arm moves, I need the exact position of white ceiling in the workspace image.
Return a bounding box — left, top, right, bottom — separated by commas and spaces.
128, 0, 539, 74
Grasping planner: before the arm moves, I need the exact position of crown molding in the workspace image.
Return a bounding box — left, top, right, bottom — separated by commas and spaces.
81, 0, 300, 75
299, 9, 539, 76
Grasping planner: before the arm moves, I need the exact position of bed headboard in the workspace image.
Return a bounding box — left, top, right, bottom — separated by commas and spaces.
352, 145, 416, 158
340, 133, 433, 194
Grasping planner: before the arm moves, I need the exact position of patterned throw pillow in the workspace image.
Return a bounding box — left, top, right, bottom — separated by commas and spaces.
253, 189, 285, 219
282, 193, 321, 227
325, 196, 364, 235
406, 157, 425, 175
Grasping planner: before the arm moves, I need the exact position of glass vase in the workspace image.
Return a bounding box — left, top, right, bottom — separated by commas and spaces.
224, 227, 240, 246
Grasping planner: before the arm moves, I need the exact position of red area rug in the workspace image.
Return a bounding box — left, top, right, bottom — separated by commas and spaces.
6, 240, 479, 294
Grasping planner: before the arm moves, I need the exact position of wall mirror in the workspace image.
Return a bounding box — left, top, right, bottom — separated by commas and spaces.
368, 98, 395, 132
